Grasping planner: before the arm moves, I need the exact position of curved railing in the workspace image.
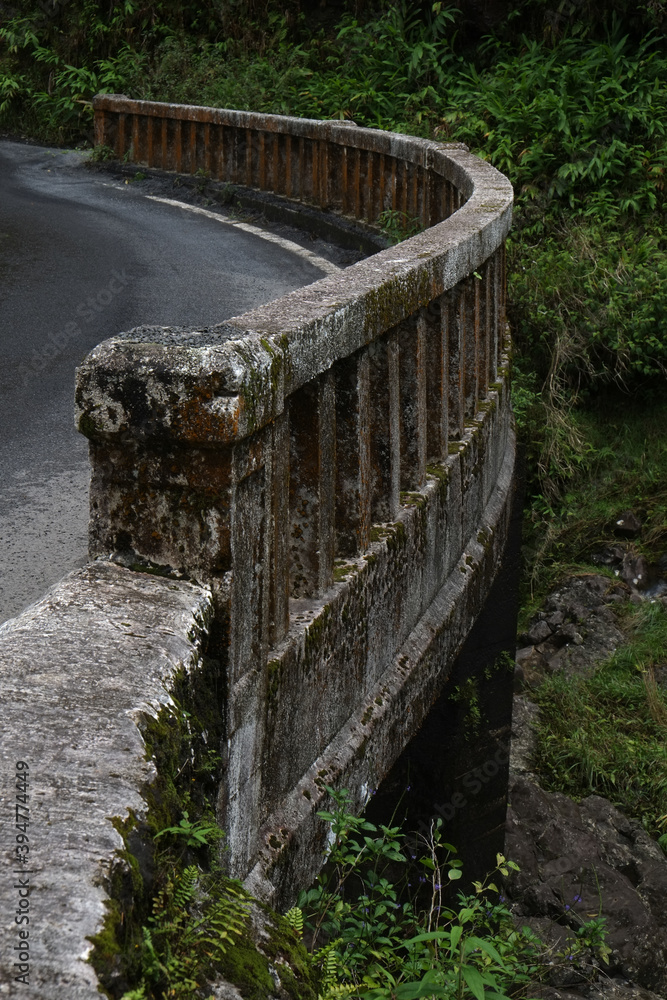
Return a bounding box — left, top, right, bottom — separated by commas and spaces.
81, 96, 510, 593
77, 96, 514, 895
0, 98, 514, 998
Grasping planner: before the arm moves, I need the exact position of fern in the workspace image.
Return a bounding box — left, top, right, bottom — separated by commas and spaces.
173, 865, 198, 909
285, 905, 304, 938
122, 866, 251, 1000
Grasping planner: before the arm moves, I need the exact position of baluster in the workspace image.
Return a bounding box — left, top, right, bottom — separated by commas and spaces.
378, 153, 386, 221
398, 312, 427, 490
245, 128, 253, 186
161, 118, 168, 169
489, 249, 500, 382
477, 268, 489, 401
270, 412, 290, 644
131, 114, 140, 162
462, 276, 479, 419
368, 330, 400, 522
354, 148, 361, 218
425, 295, 448, 463
203, 122, 211, 174
146, 115, 154, 166
448, 285, 465, 439
334, 349, 371, 556
365, 151, 374, 221
117, 112, 126, 158
285, 134, 292, 197
289, 371, 335, 598
272, 133, 280, 194
258, 131, 266, 188
341, 145, 350, 214
174, 118, 183, 172
298, 137, 306, 200
188, 120, 197, 173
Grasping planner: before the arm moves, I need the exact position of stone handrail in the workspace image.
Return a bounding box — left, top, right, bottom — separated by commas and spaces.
80, 95, 510, 593
77, 95, 514, 892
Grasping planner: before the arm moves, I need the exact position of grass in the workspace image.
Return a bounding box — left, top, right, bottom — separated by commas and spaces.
532, 601, 667, 839
519, 390, 667, 610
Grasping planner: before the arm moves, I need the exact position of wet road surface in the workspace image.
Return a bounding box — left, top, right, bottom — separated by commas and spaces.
0, 141, 339, 623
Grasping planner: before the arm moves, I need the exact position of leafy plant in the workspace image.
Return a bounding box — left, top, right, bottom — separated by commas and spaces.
120, 863, 251, 1000
377, 209, 423, 244
294, 787, 608, 999
154, 811, 223, 850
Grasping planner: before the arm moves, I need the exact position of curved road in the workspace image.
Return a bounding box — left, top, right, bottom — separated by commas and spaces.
0, 141, 340, 623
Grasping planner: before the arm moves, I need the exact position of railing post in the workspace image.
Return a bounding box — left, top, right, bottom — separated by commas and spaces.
462, 275, 480, 420
448, 285, 466, 439
288, 371, 336, 597
425, 295, 449, 464
335, 349, 372, 556
368, 330, 401, 522
398, 312, 427, 490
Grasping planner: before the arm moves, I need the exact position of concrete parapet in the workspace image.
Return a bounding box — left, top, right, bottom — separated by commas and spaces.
0, 564, 212, 998
0, 97, 515, 994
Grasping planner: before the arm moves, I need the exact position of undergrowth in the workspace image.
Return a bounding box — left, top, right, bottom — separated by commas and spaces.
533, 601, 667, 840
520, 390, 667, 605
290, 787, 610, 999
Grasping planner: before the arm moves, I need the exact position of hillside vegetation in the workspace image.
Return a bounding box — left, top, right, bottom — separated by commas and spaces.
3, 5, 667, 994
4, 1, 666, 600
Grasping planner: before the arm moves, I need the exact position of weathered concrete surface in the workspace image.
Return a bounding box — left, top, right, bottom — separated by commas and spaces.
0, 99, 517, 995
0, 563, 212, 998
243, 404, 516, 905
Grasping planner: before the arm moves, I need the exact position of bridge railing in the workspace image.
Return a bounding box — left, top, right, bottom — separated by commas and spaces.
77, 95, 513, 885
81, 94, 510, 609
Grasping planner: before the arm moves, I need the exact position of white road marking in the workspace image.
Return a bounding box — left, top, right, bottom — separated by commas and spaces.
145, 195, 342, 276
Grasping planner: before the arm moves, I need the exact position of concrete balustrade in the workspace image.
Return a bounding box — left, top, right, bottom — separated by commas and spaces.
0, 96, 514, 997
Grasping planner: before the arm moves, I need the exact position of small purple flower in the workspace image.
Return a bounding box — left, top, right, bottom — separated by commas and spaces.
406, 785, 411, 791
565, 904, 570, 911
499, 895, 506, 903
573, 894, 582, 903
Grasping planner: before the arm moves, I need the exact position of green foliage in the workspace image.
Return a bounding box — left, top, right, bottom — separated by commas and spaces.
533, 601, 667, 837
294, 788, 608, 998
120, 862, 251, 1000
154, 811, 224, 851
518, 392, 667, 604
377, 210, 424, 244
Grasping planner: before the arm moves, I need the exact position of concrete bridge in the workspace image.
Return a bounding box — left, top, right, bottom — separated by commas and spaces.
0, 96, 514, 998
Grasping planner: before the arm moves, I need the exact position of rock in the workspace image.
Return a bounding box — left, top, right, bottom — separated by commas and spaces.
613, 512, 643, 539
620, 552, 651, 591
509, 696, 540, 775
553, 623, 584, 646
520, 575, 626, 681
515, 645, 550, 689
528, 619, 555, 644
592, 545, 626, 568
505, 775, 667, 996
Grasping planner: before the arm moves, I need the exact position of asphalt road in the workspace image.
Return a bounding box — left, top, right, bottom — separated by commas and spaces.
0, 140, 342, 624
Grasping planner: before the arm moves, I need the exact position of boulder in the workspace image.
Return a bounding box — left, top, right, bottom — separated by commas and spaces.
506, 775, 667, 996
